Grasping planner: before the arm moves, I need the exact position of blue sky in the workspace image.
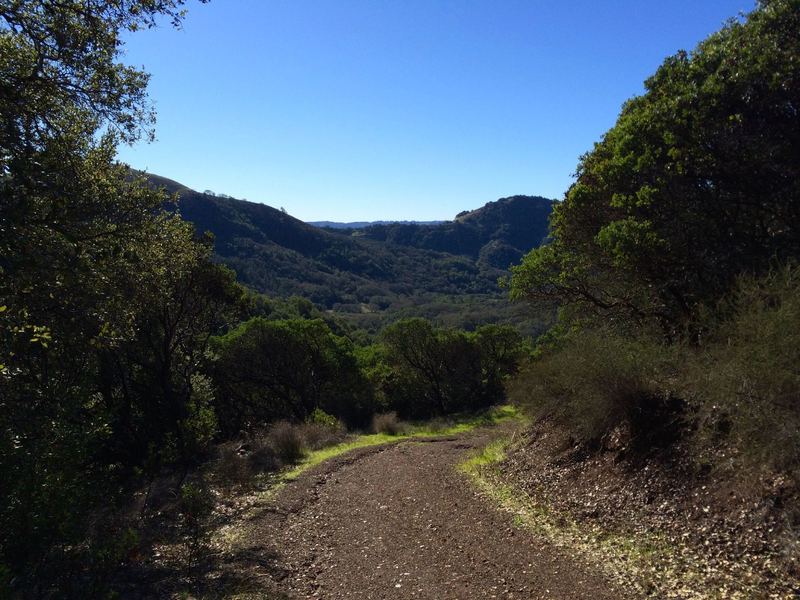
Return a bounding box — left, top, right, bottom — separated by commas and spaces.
116, 0, 752, 222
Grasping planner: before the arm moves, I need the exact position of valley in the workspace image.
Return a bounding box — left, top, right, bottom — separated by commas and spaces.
149, 174, 554, 333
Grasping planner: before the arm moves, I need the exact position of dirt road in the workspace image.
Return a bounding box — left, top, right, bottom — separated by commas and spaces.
239, 427, 628, 599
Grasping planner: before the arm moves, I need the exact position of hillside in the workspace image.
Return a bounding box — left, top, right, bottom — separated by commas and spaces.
308, 220, 444, 229
150, 175, 554, 333
352, 194, 553, 267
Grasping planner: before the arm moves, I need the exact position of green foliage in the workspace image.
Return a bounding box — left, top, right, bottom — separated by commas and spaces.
178, 480, 215, 558
307, 408, 341, 430
179, 481, 216, 524
0, 0, 203, 151
211, 318, 375, 432
506, 1, 800, 488
473, 324, 530, 399
379, 318, 527, 419
0, 0, 231, 591
380, 318, 478, 417
510, 0, 800, 331
180, 374, 219, 457
512, 262, 800, 479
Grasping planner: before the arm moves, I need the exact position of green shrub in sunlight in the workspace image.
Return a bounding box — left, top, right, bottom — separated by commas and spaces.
508, 0, 800, 334
307, 408, 340, 429
509, 327, 681, 451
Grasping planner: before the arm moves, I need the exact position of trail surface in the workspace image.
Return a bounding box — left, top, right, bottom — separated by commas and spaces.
238, 426, 628, 599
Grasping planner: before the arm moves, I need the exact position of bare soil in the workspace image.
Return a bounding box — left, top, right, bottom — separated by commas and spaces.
234, 425, 628, 599
499, 420, 800, 598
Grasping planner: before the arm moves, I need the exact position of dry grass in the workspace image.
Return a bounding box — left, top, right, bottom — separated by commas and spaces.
297, 421, 345, 451
266, 421, 307, 463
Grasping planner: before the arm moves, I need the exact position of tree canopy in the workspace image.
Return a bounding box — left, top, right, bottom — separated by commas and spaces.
509, 0, 800, 332
0, 1, 236, 588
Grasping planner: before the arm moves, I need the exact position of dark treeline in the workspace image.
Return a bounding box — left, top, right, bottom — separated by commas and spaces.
211, 315, 526, 433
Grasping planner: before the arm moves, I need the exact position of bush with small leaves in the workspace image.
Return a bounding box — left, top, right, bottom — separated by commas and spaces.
178, 481, 215, 559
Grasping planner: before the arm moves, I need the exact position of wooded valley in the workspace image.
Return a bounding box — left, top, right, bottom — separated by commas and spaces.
2, 0, 799, 597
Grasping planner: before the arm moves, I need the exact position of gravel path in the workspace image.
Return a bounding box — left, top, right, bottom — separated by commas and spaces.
238, 427, 629, 599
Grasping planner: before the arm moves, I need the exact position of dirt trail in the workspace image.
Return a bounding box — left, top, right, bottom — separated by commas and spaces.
238, 426, 629, 599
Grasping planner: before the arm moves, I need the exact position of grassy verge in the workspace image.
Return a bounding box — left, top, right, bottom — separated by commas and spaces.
458, 436, 772, 600
281, 404, 520, 483
215, 405, 523, 551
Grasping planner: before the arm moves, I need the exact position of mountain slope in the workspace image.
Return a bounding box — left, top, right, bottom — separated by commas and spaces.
149, 175, 554, 332
308, 220, 445, 229
351, 195, 553, 266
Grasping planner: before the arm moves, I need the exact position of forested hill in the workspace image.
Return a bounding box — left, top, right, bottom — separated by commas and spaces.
148, 174, 554, 332
308, 220, 445, 229
352, 194, 553, 266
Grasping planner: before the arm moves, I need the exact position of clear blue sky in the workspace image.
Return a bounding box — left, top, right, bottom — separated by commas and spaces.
116, 0, 752, 222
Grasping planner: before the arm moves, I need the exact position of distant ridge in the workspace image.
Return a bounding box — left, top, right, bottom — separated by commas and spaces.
144, 173, 554, 332
309, 220, 445, 229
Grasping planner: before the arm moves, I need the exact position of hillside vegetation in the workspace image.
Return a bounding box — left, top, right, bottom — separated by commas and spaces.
0, 3, 537, 594
509, 0, 800, 467
3, 0, 800, 597
504, 2, 800, 593
149, 174, 552, 333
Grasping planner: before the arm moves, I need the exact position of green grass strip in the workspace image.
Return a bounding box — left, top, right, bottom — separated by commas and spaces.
281, 404, 521, 483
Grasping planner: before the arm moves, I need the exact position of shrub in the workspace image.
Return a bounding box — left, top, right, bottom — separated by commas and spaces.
372, 412, 403, 436
687, 265, 800, 474
299, 422, 344, 451
179, 373, 219, 458
267, 421, 307, 464
212, 442, 253, 488
509, 326, 681, 451
425, 416, 453, 433
178, 480, 215, 559
247, 436, 281, 473
301, 408, 345, 450
178, 481, 215, 525
307, 407, 340, 429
